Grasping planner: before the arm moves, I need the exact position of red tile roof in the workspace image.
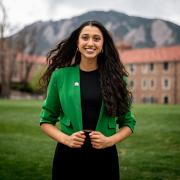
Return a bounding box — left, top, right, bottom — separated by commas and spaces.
16, 53, 46, 64
119, 45, 180, 64
16, 45, 180, 65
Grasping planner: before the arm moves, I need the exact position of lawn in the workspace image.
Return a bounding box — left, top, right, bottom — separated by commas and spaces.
0, 100, 180, 180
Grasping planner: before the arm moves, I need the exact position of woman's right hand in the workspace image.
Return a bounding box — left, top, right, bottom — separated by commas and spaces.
64, 131, 86, 148
40, 124, 86, 148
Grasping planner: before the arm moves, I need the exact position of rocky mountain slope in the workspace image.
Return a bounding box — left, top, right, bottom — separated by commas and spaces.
12, 10, 180, 55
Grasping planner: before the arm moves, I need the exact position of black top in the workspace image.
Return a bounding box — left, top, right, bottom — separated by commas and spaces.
80, 69, 102, 130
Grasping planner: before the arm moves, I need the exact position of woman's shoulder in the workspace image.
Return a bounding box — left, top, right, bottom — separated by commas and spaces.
54, 65, 77, 74
50, 66, 74, 85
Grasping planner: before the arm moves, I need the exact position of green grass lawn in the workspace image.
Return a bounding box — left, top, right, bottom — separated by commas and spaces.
0, 100, 180, 180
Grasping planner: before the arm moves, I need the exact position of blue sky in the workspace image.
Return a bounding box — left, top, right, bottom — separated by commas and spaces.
2, 0, 180, 35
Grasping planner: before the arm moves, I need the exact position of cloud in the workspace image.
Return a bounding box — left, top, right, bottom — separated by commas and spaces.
3, 0, 180, 35
43, 0, 180, 25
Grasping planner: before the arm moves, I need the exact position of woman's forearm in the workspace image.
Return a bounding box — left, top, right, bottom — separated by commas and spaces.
40, 123, 69, 145
109, 126, 133, 145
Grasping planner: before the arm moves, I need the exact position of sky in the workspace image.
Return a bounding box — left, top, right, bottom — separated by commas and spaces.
1, 0, 180, 35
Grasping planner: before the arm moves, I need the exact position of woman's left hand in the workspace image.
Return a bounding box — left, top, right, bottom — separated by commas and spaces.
89, 131, 113, 149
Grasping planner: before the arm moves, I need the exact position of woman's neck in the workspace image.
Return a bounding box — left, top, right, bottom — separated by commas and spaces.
80, 58, 98, 72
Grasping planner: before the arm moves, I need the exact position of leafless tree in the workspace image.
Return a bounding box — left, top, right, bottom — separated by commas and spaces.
0, 0, 38, 98
0, 0, 10, 98
16, 27, 37, 87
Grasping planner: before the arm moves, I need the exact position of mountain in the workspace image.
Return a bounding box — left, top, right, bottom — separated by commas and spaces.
12, 10, 180, 55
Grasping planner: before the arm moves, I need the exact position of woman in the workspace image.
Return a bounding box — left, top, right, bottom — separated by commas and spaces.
39, 20, 136, 180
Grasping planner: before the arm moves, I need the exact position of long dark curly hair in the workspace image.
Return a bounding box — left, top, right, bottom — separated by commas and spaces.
40, 20, 132, 117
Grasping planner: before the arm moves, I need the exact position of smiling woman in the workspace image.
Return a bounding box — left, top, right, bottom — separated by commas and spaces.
78, 25, 104, 64
39, 20, 136, 180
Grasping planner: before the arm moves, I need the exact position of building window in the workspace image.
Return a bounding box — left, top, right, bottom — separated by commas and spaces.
141, 97, 147, 103
129, 80, 135, 90
130, 80, 134, 87
143, 80, 146, 87
13, 63, 18, 78
150, 79, 156, 90
141, 64, 148, 74
162, 78, 171, 90
150, 96, 156, 103
141, 96, 157, 104
163, 96, 169, 104
141, 79, 148, 90
149, 63, 154, 71
163, 62, 169, 71
164, 79, 168, 87
128, 64, 136, 74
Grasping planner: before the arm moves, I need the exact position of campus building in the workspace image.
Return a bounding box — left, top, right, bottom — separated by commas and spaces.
119, 45, 180, 104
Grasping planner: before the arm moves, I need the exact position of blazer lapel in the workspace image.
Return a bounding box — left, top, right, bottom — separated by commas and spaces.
95, 101, 105, 131
72, 65, 83, 130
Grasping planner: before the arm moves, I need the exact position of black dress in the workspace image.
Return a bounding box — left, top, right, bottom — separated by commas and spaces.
52, 69, 120, 180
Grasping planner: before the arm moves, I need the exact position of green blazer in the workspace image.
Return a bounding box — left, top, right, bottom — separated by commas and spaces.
40, 65, 136, 136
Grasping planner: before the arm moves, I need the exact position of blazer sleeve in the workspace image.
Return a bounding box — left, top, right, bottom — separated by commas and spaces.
117, 111, 136, 133
40, 71, 62, 125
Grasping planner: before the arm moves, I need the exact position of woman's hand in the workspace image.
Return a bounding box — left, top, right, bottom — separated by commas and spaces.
64, 131, 86, 148
89, 131, 113, 149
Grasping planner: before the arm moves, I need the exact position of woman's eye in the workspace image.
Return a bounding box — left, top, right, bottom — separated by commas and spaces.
82, 36, 88, 41
94, 37, 100, 42
93, 36, 102, 42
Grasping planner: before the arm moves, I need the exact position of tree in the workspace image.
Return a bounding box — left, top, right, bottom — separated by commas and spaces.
16, 27, 37, 87
0, 0, 38, 98
0, 0, 10, 98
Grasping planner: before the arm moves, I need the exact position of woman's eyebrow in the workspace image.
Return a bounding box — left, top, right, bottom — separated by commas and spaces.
81, 33, 102, 36
93, 34, 102, 37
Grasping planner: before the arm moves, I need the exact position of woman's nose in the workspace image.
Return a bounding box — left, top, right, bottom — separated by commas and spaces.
87, 38, 94, 46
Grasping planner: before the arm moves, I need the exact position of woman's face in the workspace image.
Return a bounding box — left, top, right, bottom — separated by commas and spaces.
77, 25, 104, 60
